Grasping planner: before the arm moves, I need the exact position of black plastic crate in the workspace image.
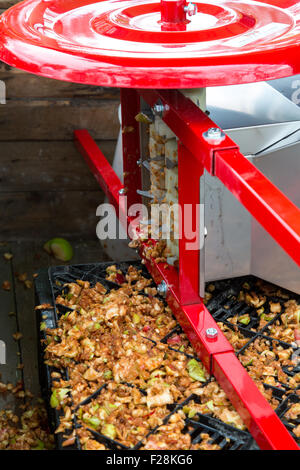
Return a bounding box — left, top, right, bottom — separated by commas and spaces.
35, 262, 256, 450
162, 319, 258, 356
50, 261, 154, 298
184, 415, 254, 450
262, 384, 288, 411
207, 279, 299, 394
74, 381, 181, 450
74, 383, 140, 450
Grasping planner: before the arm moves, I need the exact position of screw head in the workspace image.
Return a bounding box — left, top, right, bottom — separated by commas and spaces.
203, 127, 226, 144
157, 280, 168, 298
206, 327, 218, 339
118, 188, 126, 195
184, 2, 197, 16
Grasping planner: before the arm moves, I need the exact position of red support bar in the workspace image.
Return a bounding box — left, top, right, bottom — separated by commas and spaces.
178, 142, 203, 304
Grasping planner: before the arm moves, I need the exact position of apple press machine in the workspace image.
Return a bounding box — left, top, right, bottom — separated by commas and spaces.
1, 0, 300, 450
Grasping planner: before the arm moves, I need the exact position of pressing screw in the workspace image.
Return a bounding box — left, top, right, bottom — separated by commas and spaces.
184, 2, 197, 16
203, 127, 226, 143
118, 188, 126, 195
206, 327, 218, 339
157, 280, 168, 298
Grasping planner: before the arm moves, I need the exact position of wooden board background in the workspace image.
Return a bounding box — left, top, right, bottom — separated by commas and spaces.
0, 240, 110, 399
0, 1, 120, 240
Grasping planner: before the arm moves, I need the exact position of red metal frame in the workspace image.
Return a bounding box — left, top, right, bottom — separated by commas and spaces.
74, 88, 300, 450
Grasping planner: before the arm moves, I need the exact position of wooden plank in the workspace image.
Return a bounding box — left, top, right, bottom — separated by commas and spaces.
0, 140, 116, 191
0, 190, 105, 240
0, 63, 120, 100
0, 242, 22, 411
0, 100, 119, 141
11, 240, 51, 395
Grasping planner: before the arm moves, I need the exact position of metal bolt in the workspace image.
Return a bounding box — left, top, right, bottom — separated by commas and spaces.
118, 188, 126, 195
137, 159, 142, 165
157, 280, 168, 298
206, 327, 218, 339
184, 2, 197, 16
203, 127, 226, 143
